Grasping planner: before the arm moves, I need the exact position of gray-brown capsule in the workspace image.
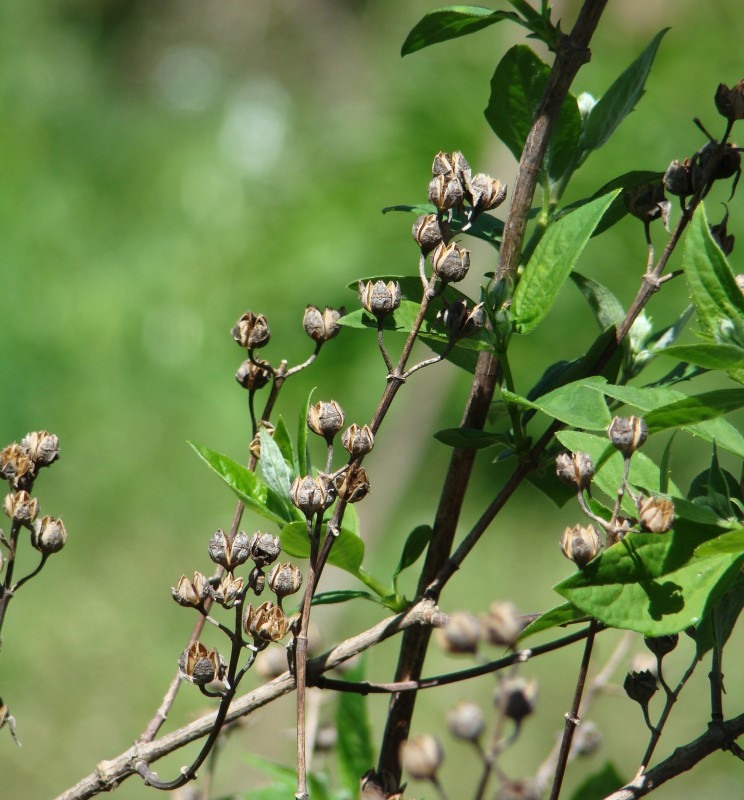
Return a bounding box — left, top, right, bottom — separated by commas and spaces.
644, 633, 679, 659
624, 669, 657, 707
431, 241, 470, 283
0, 443, 35, 490
207, 529, 251, 571
3, 490, 38, 524
236, 359, 272, 391
290, 475, 335, 518
303, 306, 344, 343
555, 451, 595, 491
341, 423, 374, 456
663, 158, 704, 198
232, 311, 271, 349
30, 515, 67, 554
21, 431, 60, 468
436, 299, 485, 341
446, 700, 485, 742
561, 524, 602, 568
244, 600, 292, 642
400, 734, 444, 780
358, 280, 402, 319
412, 214, 443, 255
637, 495, 675, 533
172, 572, 211, 607
436, 611, 481, 654
467, 173, 507, 212
608, 416, 648, 456
335, 467, 371, 504
715, 80, 744, 122
178, 642, 226, 686
623, 183, 671, 229
267, 562, 303, 600
307, 400, 345, 443
211, 574, 244, 608
495, 677, 538, 723
428, 174, 463, 211
249, 532, 281, 567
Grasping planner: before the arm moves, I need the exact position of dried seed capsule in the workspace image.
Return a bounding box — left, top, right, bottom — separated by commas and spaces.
290, 475, 335, 518
467, 173, 507, 212
231, 311, 270, 349
561, 524, 602, 568
267, 562, 303, 600
446, 700, 485, 742
555, 451, 595, 491
0, 444, 35, 489
244, 600, 292, 642
495, 677, 538, 722
341, 423, 374, 456
211, 574, 244, 608
436, 611, 481, 654
710, 211, 735, 256
249, 532, 281, 567
171, 572, 211, 607
3, 491, 38, 524
412, 214, 443, 255
358, 280, 402, 319
431, 241, 470, 283
572, 720, 602, 757
432, 151, 455, 177
207, 529, 251, 571
663, 158, 703, 198
303, 305, 344, 343
637, 495, 675, 533
427, 174, 463, 211
30, 515, 67, 554
450, 151, 471, 187
644, 633, 679, 659
623, 669, 657, 707
307, 400, 345, 444
178, 642, 226, 685
608, 416, 648, 456
400, 734, 444, 780
715, 80, 744, 122
435, 299, 485, 341
335, 467, 370, 503
236, 358, 272, 391
482, 601, 522, 646
21, 431, 60, 468
623, 182, 671, 229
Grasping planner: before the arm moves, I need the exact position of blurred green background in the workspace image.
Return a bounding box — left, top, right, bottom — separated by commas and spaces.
2, 1, 744, 798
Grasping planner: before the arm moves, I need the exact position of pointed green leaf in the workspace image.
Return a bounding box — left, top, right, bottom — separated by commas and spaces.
298, 388, 315, 477
401, 7, 519, 57
512, 191, 619, 334
503, 376, 612, 430
571, 272, 626, 329
484, 46, 579, 177
580, 29, 668, 154
394, 525, 433, 580
272, 415, 298, 479
280, 522, 365, 575
311, 590, 382, 607
644, 389, 744, 433
189, 442, 290, 525
336, 660, 375, 797
434, 428, 509, 449
382, 202, 506, 248
518, 602, 588, 641
556, 523, 744, 636
258, 428, 295, 520
659, 343, 744, 371
683, 204, 744, 344
695, 572, 744, 658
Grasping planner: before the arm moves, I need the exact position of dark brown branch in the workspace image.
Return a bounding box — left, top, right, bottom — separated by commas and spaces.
375, 2, 610, 781
603, 713, 744, 800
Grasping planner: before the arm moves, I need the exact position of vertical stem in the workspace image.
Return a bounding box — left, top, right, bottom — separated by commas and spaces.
0, 520, 23, 641
548, 619, 597, 800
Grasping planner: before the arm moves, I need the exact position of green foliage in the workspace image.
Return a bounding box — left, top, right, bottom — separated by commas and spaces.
569, 762, 624, 800
335, 660, 375, 798
518, 602, 587, 641
556, 523, 744, 636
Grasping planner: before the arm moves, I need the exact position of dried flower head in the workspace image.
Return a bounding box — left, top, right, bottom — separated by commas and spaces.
623, 182, 671, 229
341, 423, 374, 457
211, 574, 244, 608
624, 669, 658, 707
435, 299, 485, 341
207, 529, 251, 571
244, 600, 292, 642
232, 311, 270, 349
307, 400, 345, 443
715, 79, 744, 122
3, 491, 39, 524
637, 495, 675, 533
561, 524, 602, 568
21, 431, 60, 468
431, 241, 470, 283
358, 280, 402, 319
608, 416, 648, 456
178, 642, 226, 685
400, 734, 444, 781
495, 676, 538, 723
290, 474, 336, 518
303, 306, 344, 343
171, 572, 211, 608
335, 467, 371, 503
436, 611, 481, 655
467, 172, 507, 212
555, 451, 595, 492
236, 358, 272, 391
249, 532, 282, 567
412, 214, 443, 254
482, 601, 522, 646
267, 562, 303, 600
446, 700, 485, 742
30, 515, 67, 554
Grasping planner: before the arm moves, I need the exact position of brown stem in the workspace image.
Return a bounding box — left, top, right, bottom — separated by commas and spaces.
0, 519, 23, 642
376, 2, 609, 782
548, 619, 598, 800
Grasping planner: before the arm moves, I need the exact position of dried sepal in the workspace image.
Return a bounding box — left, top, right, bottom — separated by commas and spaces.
207, 529, 251, 571
608, 416, 648, 456
412, 214, 443, 255
290, 475, 336, 518
244, 600, 292, 642
303, 306, 344, 343
211, 574, 244, 608
231, 311, 271, 349
341, 423, 374, 456
561, 524, 602, 568
178, 642, 226, 685
30, 515, 67, 554
267, 562, 303, 600
400, 734, 444, 781
307, 400, 345, 443
715, 79, 744, 122
436, 611, 480, 655
235, 358, 272, 391
0, 444, 35, 490
466, 173, 507, 212
637, 494, 675, 533
335, 467, 370, 504
249, 532, 281, 567
3, 491, 39, 524
171, 572, 211, 607
358, 280, 402, 319
21, 431, 60, 468
435, 299, 485, 341
555, 451, 595, 491
446, 700, 485, 742
431, 241, 470, 283
624, 669, 658, 707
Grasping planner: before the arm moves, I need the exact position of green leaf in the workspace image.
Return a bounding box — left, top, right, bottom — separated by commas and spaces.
571, 272, 626, 330
394, 525, 433, 580
511, 191, 619, 334
484, 46, 579, 177
401, 7, 519, 57
659, 343, 744, 372
336, 660, 375, 797
504, 376, 612, 430
311, 590, 382, 606
434, 428, 509, 450
644, 389, 744, 434
258, 428, 295, 520
683, 204, 744, 344
580, 29, 669, 155
280, 522, 365, 575
518, 602, 588, 641
556, 523, 744, 636
695, 572, 744, 658
569, 762, 624, 800
270, 416, 298, 479
298, 388, 315, 478
189, 442, 290, 525
243, 755, 330, 800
